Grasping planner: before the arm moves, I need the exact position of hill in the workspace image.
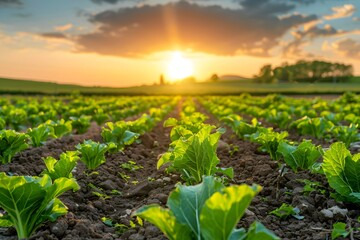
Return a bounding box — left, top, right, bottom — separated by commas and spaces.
1, 77, 360, 95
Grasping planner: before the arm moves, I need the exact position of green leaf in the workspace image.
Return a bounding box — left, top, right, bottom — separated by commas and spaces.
101, 121, 139, 152
164, 118, 178, 127
48, 119, 72, 138
200, 184, 262, 240
167, 176, 224, 239
0, 130, 28, 164
70, 115, 91, 134
278, 141, 321, 172
250, 128, 288, 160
42, 151, 78, 180
133, 205, 193, 240
171, 126, 223, 183
76, 140, 109, 170
323, 142, 360, 203
270, 203, 304, 220
27, 124, 53, 147
0, 173, 79, 239
246, 221, 280, 240
0, 215, 13, 227
331, 222, 350, 240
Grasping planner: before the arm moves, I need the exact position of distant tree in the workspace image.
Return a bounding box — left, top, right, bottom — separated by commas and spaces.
210, 73, 219, 82
256, 64, 273, 83
259, 60, 354, 83
159, 74, 165, 85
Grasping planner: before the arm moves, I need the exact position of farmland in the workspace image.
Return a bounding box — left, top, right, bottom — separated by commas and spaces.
0, 93, 360, 240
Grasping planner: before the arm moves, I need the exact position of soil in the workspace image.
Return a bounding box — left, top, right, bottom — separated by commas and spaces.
1, 97, 359, 240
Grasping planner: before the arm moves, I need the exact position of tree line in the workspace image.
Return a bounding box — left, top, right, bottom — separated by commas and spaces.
255, 60, 354, 83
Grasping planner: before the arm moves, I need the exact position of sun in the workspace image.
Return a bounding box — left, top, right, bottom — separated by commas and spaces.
167, 51, 194, 82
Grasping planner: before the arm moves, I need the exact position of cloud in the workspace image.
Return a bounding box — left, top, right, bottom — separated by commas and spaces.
54, 24, 73, 32
0, 0, 22, 6
90, 0, 128, 4
324, 4, 356, 20
39, 32, 68, 39
75, 1, 316, 57
334, 38, 360, 59
283, 24, 350, 57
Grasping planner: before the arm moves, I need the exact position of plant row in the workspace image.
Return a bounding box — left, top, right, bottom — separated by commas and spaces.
132, 98, 280, 240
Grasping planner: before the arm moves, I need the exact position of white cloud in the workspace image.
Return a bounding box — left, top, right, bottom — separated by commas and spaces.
54, 23, 73, 32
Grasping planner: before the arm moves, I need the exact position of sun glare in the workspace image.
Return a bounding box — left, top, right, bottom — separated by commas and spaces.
167, 51, 194, 81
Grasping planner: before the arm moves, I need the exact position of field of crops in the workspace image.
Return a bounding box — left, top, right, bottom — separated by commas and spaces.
0, 93, 359, 240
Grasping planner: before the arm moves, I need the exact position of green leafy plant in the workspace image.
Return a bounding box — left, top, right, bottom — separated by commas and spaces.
298, 179, 325, 195
92, 109, 109, 125
222, 115, 259, 139
332, 124, 360, 148
70, 115, 91, 134
133, 176, 278, 240
250, 128, 288, 161
76, 140, 115, 170
323, 142, 360, 203
42, 151, 79, 181
7, 109, 27, 131
331, 222, 351, 240
0, 173, 79, 239
291, 116, 334, 139
277, 140, 321, 172
265, 109, 292, 129
270, 203, 304, 220
0, 130, 28, 164
158, 125, 233, 184
46, 119, 72, 138
27, 124, 53, 147
101, 121, 139, 153
129, 114, 156, 134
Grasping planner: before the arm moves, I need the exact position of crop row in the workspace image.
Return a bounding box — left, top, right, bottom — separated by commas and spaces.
133, 98, 280, 239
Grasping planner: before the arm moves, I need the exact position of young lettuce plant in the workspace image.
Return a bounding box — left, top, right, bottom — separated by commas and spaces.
76, 140, 116, 170
133, 176, 279, 240
332, 124, 359, 148
0, 130, 28, 164
265, 109, 292, 129
129, 114, 156, 134
323, 142, 360, 203
250, 128, 288, 161
277, 140, 322, 172
27, 124, 53, 147
290, 116, 333, 139
221, 114, 259, 139
70, 115, 91, 134
92, 109, 109, 125
46, 119, 72, 138
7, 109, 27, 131
42, 151, 79, 181
0, 173, 79, 239
158, 125, 233, 184
101, 121, 139, 153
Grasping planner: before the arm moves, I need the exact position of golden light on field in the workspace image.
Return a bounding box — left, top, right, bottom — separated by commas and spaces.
167, 51, 194, 82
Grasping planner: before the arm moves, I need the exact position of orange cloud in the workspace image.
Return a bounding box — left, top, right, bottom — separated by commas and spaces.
54, 23, 73, 32
74, 1, 316, 58
324, 4, 356, 20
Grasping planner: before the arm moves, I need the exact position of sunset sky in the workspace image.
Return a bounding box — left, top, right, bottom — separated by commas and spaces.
0, 0, 360, 87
